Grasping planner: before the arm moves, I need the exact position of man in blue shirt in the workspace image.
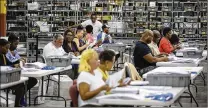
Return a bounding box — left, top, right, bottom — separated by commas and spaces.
97, 25, 112, 45
5, 34, 37, 107
6, 34, 25, 64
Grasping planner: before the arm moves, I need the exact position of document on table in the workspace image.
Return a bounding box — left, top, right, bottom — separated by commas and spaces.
96, 93, 142, 100
111, 87, 140, 94
106, 69, 125, 88
130, 81, 149, 86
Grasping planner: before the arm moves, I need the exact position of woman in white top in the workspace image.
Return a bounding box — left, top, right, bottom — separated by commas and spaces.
77, 49, 111, 107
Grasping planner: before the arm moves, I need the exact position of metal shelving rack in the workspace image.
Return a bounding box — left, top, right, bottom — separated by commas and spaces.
6, 0, 207, 62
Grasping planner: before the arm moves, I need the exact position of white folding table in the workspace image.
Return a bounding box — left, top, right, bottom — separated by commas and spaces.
21, 66, 72, 107
97, 86, 186, 107
156, 58, 201, 67
142, 67, 204, 107
0, 77, 29, 107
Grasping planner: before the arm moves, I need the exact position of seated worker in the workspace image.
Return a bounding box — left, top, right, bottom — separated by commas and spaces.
97, 25, 112, 45
94, 50, 127, 86
159, 27, 181, 54
133, 30, 168, 74
148, 30, 168, 57
0, 39, 37, 107
6, 33, 25, 64
77, 49, 111, 107
170, 34, 180, 46
73, 25, 90, 54
62, 29, 79, 56
85, 25, 94, 44
43, 34, 66, 57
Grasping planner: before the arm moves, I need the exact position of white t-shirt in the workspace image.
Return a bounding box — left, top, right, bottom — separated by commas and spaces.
43, 42, 66, 57
77, 71, 105, 107
99, 32, 112, 43
81, 19, 102, 38
148, 41, 160, 56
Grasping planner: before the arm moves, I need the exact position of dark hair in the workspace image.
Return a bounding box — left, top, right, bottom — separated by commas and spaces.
64, 29, 74, 37
99, 50, 116, 64
76, 25, 84, 33
85, 25, 93, 33
170, 34, 179, 45
163, 27, 172, 37
8, 33, 19, 43
91, 13, 97, 18
0, 39, 9, 46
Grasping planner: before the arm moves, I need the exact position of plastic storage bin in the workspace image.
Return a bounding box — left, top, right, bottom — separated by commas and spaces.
183, 50, 203, 58
201, 17, 207, 22
147, 6, 158, 11
45, 55, 72, 67
102, 44, 126, 52
185, 28, 196, 34
0, 67, 21, 84
16, 16, 26, 21
187, 17, 198, 22
136, 6, 145, 11
184, 6, 195, 11
162, 6, 172, 11
40, 16, 50, 21
123, 6, 134, 11
174, 17, 184, 22
136, 17, 147, 22
146, 73, 190, 87
161, 17, 172, 22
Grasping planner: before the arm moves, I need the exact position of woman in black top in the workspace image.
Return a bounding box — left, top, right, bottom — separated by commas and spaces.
63, 29, 80, 56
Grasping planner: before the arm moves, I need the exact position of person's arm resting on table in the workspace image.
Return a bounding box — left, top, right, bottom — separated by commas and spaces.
79, 82, 110, 100
144, 53, 168, 63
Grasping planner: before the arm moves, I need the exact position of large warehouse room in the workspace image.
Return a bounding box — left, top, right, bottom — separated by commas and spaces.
0, 0, 207, 107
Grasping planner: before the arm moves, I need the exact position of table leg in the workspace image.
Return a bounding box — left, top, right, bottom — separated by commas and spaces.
188, 84, 199, 107
29, 89, 31, 106
24, 81, 28, 107
6, 89, 9, 107
58, 72, 67, 107
34, 77, 44, 106
200, 72, 206, 86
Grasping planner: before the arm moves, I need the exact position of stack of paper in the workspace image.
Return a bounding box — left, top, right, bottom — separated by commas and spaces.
96, 93, 141, 100
111, 87, 140, 94
130, 81, 149, 86
106, 69, 125, 88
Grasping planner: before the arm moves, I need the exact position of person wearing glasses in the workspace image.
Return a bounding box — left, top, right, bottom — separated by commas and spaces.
81, 13, 103, 38
159, 27, 181, 54
63, 29, 79, 56
43, 34, 66, 58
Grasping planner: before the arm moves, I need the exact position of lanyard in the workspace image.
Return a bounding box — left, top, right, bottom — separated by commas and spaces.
97, 67, 109, 81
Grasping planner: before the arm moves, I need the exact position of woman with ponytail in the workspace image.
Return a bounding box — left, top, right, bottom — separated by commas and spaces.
77, 49, 111, 107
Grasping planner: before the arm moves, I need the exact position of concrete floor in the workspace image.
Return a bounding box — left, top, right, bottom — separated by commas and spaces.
33, 59, 207, 107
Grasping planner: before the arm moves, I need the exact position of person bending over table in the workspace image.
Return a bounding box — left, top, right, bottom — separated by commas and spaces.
43, 34, 66, 58
73, 25, 90, 54
94, 50, 127, 87
77, 49, 111, 107
0, 39, 37, 107
62, 29, 80, 56
159, 27, 181, 54
133, 30, 168, 75
148, 30, 168, 57
170, 34, 180, 46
